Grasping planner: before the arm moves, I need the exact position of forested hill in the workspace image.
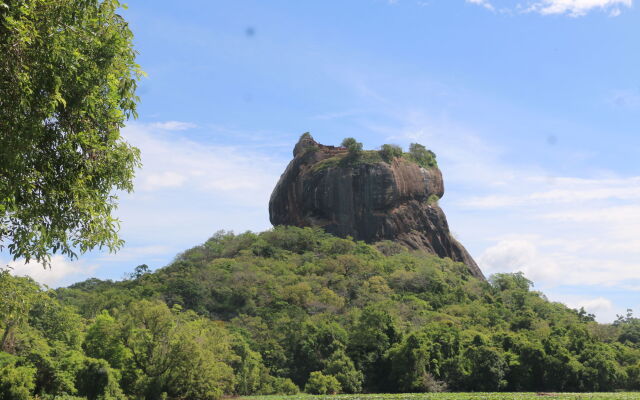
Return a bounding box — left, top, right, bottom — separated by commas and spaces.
2, 227, 640, 399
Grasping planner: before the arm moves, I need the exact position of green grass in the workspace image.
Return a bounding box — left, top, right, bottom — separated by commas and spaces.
310, 154, 345, 172
309, 148, 440, 174
427, 194, 440, 205
241, 393, 640, 400
310, 151, 384, 172
402, 152, 437, 169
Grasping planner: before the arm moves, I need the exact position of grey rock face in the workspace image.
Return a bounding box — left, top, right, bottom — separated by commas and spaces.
269, 135, 485, 280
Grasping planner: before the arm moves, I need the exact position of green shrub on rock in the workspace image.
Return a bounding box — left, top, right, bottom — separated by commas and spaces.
407, 143, 437, 168
379, 144, 403, 162
341, 137, 363, 157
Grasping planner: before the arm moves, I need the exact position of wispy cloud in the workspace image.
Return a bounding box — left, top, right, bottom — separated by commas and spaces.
464, 0, 633, 17
526, 0, 632, 17
478, 234, 640, 287
4, 256, 97, 288
149, 121, 198, 131
1, 120, 288, 286
466, 0, 496, 11
463, 177, 640, 208
562, 295, 615, 316
124, 122, 283, 203
457, 169, 640, 301
334, 76, 640, 321
17, 121, 293, 285
459, 169, 640, 321
91, 121, 289, 268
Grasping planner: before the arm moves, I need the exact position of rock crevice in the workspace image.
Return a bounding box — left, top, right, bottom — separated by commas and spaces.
269, 134, 485, 279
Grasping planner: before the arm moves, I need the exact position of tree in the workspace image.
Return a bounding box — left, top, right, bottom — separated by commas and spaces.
379, 144, 403, 162
491, 272, 533, 292
0, 362, 36, 400
0, 271, 40, 352
463, 344, 508, 391
407, 143, 437, 168
616, 310, 640, 346
129, 264, 150, 280
341, 137, 363, 158
388, 332, 435, 392
75, 358, 125, 400
119, 300, 237, 399
304, 371, 341, 395
322, 349, 363, 393
289, 317, 348, 386
119, 300, 177, 382
83, 311, 129, 369
348, 306, 399, 391
0, 0, 143, 265
167, 318, 236, 400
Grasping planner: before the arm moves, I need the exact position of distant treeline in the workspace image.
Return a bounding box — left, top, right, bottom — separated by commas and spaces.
1, 226, 639, 399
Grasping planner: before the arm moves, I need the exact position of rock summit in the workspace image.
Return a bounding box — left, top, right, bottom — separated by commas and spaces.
269, 134, 484, 279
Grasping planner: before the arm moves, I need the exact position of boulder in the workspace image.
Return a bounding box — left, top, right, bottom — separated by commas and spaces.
269, 134, 485, 279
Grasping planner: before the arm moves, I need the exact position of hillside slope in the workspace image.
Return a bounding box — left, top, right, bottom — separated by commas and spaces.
54, 226, 640, 396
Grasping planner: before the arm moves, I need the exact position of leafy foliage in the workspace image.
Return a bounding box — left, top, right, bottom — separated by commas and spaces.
341, 137, 363, 157
406, 143, 438, 168
312, 141, 438, 173
2, 227, 640, 398
304, 371, 341, 395
379, 144, 403, 162
0, 0, 143, 265
0, 358, 35, 400
242, 394, 640, 400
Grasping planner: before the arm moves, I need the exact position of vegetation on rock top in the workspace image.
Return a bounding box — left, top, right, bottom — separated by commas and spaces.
308, 137, 437, 172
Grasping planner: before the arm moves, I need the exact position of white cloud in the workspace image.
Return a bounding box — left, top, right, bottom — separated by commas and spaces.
324, 60, 640, 323
479, 235, 640, 287
478, 236, 636, 322
142, 171, 187, 190
540, 204, 640, 224
149, 121, 198, 131
466, 173, 640, 293
466, 0, 496, 11
526, 0, 632, 17
0, 121, 288, 286
562, 295, 614, 316
85, 121, 290, 267
4, 255, 97, 288
463, 176, 640, 208
609, 7, 622, 15
123, 122, 283, 205
479, 238, 561, 282
374, 108, 640, 322
464, 0, 633, 16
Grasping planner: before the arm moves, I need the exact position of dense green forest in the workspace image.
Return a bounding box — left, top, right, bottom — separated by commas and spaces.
1, 226, 640, 399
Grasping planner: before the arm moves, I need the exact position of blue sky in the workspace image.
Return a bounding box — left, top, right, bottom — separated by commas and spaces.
5, 0, 640, 322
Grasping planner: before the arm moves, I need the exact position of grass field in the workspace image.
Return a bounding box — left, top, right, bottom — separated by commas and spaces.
240, 393, 640, 400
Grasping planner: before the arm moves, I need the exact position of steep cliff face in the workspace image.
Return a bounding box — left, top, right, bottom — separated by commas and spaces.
269, 134, 485, 279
